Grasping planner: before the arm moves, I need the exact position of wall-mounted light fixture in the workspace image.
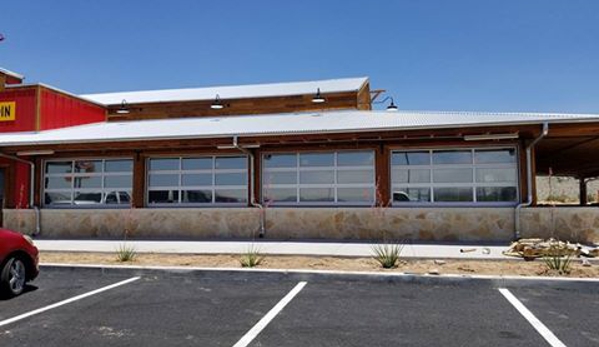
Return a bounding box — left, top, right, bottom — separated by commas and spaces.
385, 97, 398, 112
360, 94, 399, 111
311, 88, 326, 104
211, 94, 225, 109
116, 99, 131, 114
463, 133, 519, 141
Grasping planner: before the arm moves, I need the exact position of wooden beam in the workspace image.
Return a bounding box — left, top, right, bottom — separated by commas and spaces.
376, 144, 391, 206
369, 89, 385, 103
106, 91, 361, 121
132, 152, 146, 208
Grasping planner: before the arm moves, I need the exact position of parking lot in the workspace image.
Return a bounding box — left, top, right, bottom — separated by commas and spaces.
1, 267, 597, 346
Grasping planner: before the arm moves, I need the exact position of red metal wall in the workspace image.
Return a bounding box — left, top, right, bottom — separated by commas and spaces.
0, 87, 37, 133
40, 88, 105, 130
0, 86, 106, 208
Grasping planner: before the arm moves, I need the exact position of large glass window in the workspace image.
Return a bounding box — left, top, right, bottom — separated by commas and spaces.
262, 151, 375, 205
391, 148, 518, 205
44, 159, 133, 207
147, 155, 247, 205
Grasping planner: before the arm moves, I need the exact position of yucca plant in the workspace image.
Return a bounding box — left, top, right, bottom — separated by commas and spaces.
543, 243, 573, 274
371, 242, 404, 269
239, 245, 264, 268
543, 254, 573, 275
116, 243, 137, 262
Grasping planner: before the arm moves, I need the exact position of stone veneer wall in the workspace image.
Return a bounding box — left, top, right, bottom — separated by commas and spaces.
519, 208, 599, 243
3, 207, 598, 243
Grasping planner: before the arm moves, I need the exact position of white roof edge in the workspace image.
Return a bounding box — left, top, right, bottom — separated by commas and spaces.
81, 76, 369, 105
0, 67, 24, 80
2, 117, 599, 148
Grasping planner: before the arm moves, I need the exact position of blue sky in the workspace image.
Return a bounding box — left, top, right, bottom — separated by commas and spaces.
1, 1, 598, 113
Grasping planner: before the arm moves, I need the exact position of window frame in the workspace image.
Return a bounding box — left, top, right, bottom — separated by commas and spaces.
42, 158, 134, 209
146, 154, 249, 207
261, 150, 376, 206
390, 146, 520, 207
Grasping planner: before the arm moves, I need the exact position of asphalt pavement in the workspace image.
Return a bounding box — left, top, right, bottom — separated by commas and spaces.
0, 266, 597, 346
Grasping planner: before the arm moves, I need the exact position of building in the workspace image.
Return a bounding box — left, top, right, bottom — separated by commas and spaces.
1, 67, 598, 243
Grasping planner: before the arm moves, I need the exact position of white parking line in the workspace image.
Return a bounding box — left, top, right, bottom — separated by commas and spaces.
233, 281, 307, 347
0, 276, 140, 328
498, 288, 567, 347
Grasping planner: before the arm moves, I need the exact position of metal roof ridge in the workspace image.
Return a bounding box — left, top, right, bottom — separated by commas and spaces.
80, 76, 369, 98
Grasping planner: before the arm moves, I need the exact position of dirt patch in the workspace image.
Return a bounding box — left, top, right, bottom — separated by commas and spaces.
40, 252, 599, 278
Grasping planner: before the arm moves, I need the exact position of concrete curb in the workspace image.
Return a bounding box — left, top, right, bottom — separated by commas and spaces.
40, 263, 599, 292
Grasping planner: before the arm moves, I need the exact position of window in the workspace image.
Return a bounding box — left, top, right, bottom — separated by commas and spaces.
44, 159, 133, 207
147, 155, 247, 205
391, 148, 518, 205
262, 151, 375, 205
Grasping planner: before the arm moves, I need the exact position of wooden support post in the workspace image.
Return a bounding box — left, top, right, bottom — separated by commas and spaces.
518, 140, 528, 203
252, 149, 262, 205
580, 177, 588, 206
132, 152, 146, 208
530, 146, 538, 206
375, 144, 390, 206
34, 158, 42, 207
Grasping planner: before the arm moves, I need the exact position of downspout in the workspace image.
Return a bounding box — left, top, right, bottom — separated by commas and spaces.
231, 136, 266, 238
0, 153, 41, 236
514, 122, 549, 240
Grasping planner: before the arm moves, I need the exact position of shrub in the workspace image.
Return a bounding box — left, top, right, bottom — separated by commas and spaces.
371, 241, 404, 269
116, 243, 137, 262
239, 245, 264, 268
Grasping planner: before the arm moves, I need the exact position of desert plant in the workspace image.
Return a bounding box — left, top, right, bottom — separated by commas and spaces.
371, 241, 404, 269
116, 243, 137, 262
542, 244, 573, 274
239, 245, 264, 268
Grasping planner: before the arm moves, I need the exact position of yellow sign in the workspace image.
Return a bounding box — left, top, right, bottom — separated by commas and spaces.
0, 102, 16, 121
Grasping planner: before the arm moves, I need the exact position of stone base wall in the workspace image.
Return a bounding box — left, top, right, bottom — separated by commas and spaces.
3, 207, 598, 243
520, 208, 599, 243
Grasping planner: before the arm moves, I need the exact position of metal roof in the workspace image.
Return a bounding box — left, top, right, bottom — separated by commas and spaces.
80, 77, 369, 105
0, 110, 598, 147
0, 67, 24, 80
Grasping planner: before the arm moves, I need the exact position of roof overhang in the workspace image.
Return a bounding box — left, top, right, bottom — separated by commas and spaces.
0, 110, 598, 148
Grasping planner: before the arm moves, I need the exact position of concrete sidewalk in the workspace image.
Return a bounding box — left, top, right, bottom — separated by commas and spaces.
35, 240, 513, 260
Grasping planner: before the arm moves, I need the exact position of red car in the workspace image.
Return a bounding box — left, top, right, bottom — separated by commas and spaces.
0, 228, 39, 297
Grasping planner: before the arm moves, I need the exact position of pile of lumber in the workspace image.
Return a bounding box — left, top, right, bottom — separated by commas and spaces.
503, 238, 599, 260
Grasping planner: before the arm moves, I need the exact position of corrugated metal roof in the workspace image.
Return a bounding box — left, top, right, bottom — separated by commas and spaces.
0, 110, 598, 147
80, 77, 369, 105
